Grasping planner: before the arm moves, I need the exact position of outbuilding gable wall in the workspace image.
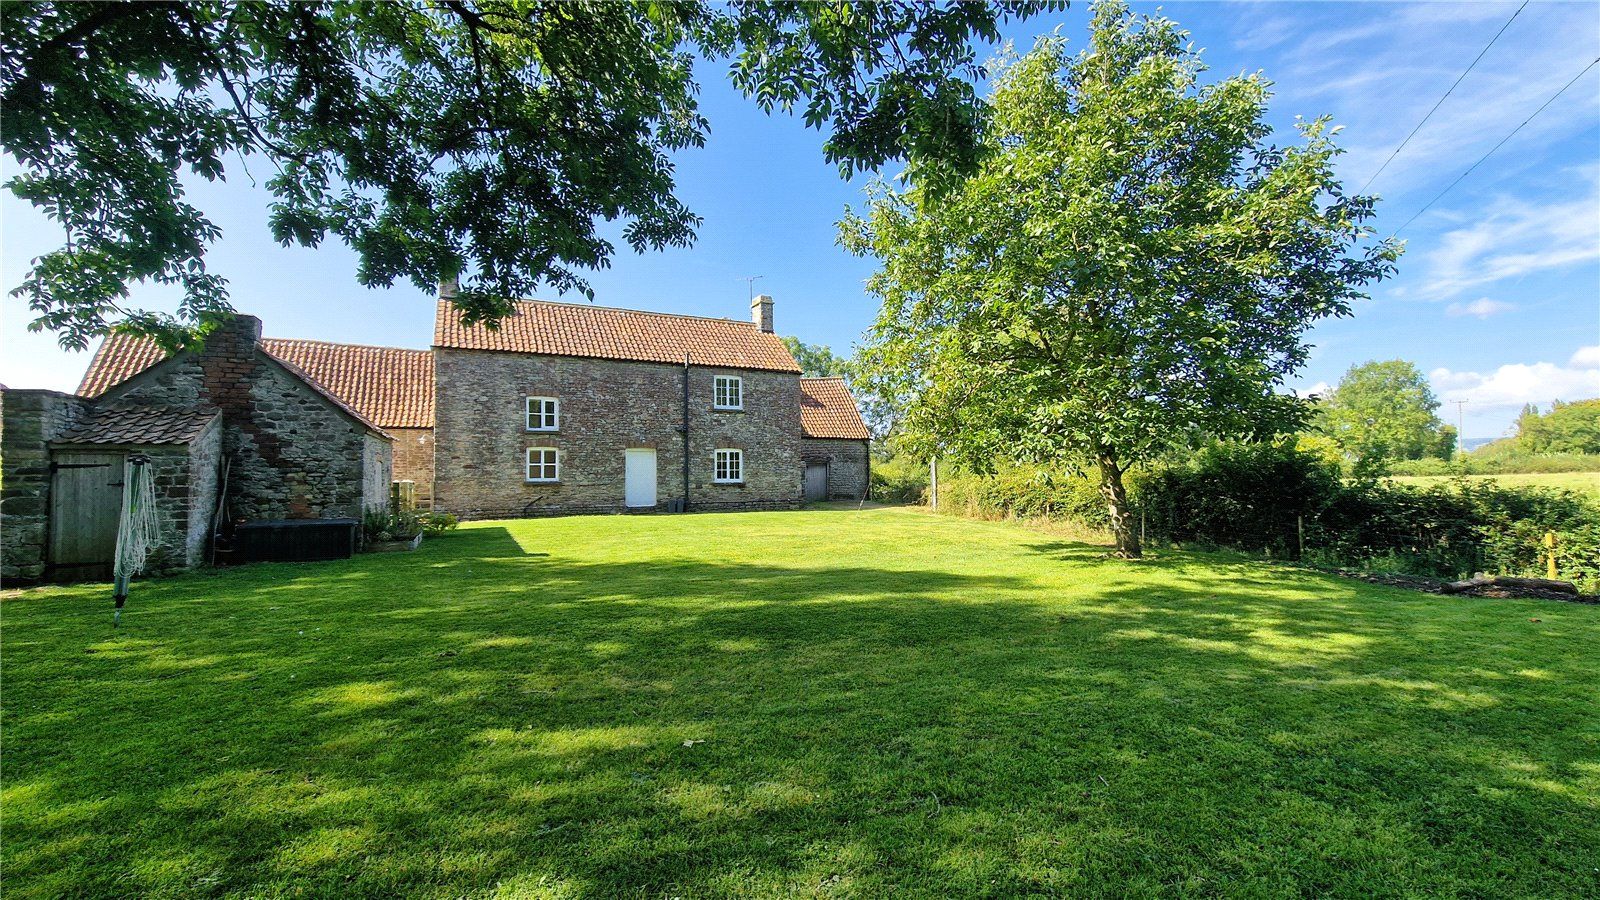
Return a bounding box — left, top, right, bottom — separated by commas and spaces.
801, 438, 871, 501
104, 316, 390, 520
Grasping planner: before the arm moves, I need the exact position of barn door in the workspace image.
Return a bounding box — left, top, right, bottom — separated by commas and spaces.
49, 451, 125, 582
804, 462, 828, 501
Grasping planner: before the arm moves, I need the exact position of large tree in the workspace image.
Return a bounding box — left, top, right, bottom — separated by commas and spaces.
1316, 359, 1450, 465
780, 336, 850, 378
2, 0, 1059, 348
1515, 398, 1600, 455
842, 1, 1399, 556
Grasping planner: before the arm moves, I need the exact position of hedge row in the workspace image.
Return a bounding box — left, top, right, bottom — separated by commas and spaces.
912, 443, 1600, 591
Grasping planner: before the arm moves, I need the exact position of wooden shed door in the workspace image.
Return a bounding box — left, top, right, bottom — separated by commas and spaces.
49, 451, 124, 581
803, 462, 828, 501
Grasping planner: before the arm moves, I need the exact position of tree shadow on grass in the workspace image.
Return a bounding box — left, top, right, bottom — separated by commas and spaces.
4, 525, 1598, 897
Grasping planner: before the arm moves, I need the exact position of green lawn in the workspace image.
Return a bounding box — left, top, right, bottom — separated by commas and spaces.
1391, 470, 1600, 496
4, 508, 1598, 898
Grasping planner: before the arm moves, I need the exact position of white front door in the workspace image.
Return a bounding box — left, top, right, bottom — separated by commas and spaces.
624, 449, 657, 508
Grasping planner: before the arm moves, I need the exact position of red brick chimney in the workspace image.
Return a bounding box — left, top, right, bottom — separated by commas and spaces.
198, 314, 263, 413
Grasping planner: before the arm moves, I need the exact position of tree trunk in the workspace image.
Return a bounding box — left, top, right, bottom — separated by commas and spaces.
1098, 453, 1141, 558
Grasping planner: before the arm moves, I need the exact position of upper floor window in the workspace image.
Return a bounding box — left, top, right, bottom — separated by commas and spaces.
526, 447, 560, 482
526, 396, 559, 431
714, 448, 744, 484
714, 375, 743, 410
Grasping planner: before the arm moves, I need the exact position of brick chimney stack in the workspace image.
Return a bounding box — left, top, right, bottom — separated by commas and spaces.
438, 277, 459, 300
197, 313, 263, 423
751, 294, 774, 333
201, 313, 263, 360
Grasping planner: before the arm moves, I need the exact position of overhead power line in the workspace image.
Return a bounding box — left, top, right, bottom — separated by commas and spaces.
1392, 55, 1600, 237
1359, 0, 1529, 195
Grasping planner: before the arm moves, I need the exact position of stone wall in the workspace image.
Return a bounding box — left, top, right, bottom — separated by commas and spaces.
136, 444, 200, 574
388, 427, 435, 500
801, 438, 871, 501
183, 417, 223, 566
361, 433, 393, 513
433, 349, 802, 518
105, 315, 390, 521
0, 389, 87, 585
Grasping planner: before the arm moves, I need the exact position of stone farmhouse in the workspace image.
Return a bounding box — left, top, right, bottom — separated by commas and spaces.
429, 293, 870, 518
1, 293, 868, 583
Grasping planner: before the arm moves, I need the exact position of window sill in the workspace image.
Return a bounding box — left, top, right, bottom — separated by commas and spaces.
525, 479, 560, 484
526, 429, 561, 434
712, 407, 744, 413
712, 480, 745, 486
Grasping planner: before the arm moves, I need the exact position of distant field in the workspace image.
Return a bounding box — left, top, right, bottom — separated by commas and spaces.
1392, 471, 1600, 495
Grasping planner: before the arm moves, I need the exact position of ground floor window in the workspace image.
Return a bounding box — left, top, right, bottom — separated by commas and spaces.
526, 447, 559, 482
714, 448, 743, 483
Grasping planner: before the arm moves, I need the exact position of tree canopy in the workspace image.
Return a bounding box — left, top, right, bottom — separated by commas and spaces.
1515, 399, 1600, 455
2, 0, 1059, 348
1315, 359, 1453, 466
780, 336, 851, 379
842, 1, 1400, 555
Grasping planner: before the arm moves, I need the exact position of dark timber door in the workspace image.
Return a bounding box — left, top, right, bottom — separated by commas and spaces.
803, 462, 828, 501
49, 451, 124, 582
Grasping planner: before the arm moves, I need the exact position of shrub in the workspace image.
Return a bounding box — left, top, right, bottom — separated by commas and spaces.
1140, 441, 1341, 556
1393, 444, 1600, 475
928, 442, 1600, 590
870, 454, 930, 504
1141, 444, 1600, 589
939, 462, 1110, 528
421, 512, 459, 535
362, 508, 422, 544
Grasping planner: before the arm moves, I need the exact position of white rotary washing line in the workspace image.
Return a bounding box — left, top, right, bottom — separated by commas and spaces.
112, 454, 161, 625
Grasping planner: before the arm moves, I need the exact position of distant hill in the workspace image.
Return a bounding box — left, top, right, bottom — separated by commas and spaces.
1460, 437, 1499, 452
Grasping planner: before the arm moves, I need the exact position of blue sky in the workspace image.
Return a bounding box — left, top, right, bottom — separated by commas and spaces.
3, 1, 1597, 439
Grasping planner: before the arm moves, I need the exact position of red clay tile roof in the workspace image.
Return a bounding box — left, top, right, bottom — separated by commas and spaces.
78, 334, 433, 429
77, 333, 166, 398
261, 339, 433, 429
434, 299, 802, 373
800, 377, 870, 440
54, 404, 220, 446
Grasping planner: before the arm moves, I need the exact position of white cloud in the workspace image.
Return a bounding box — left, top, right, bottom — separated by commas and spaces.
1230, 13, 1296, 51
1445, 297, 1515, 318
1430, 356, 1600, 412
1271, 3, 1600, 195
1410, 176, 1600, 300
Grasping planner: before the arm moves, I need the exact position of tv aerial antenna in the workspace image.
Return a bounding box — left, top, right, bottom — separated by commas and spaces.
736, 275, 764, 301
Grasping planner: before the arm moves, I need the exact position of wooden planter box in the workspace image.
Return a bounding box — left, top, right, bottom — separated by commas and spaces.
367, 532, 423, 553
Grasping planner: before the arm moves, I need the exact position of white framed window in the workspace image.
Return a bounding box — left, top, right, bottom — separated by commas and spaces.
714, 375, 743, 410
526, 447, 560, 482
526, 396, 560, 431
714, 448, 744, 484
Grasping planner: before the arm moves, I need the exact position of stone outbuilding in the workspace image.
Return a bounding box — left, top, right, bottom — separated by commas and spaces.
1, 315, 392, 585
798, 377, 873, 501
